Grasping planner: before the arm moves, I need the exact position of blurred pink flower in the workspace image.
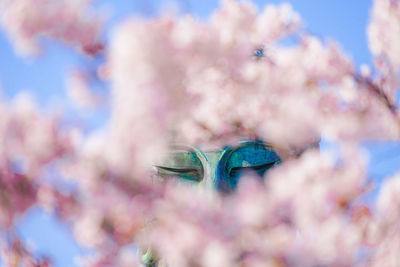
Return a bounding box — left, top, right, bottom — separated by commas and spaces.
0, 0, 104, 56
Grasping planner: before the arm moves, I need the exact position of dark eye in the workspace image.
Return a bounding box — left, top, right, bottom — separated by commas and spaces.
229, 161, 278, 177
217, 142, 280, 193
153, 149, 204, 182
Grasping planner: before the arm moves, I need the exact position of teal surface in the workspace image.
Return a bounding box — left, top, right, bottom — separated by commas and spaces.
217, 142, 281, 193
154, 141, 281, 193
155, 149, 204, 182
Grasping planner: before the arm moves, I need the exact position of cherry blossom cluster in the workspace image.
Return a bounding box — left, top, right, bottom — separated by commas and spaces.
0, 94, 72, 265
0, 0, 104, 56
0, 0, 399, 266
368, 0, 400, 100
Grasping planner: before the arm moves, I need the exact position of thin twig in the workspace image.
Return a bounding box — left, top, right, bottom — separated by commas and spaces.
353, 73, 397, 115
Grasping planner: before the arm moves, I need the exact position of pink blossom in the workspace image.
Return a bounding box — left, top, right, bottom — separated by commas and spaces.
66, 70, 100, 109
0, 0, 104, 56
0, 0, 400, 265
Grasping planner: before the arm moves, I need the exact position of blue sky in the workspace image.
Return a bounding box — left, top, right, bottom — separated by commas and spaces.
1, 1, 399, 266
